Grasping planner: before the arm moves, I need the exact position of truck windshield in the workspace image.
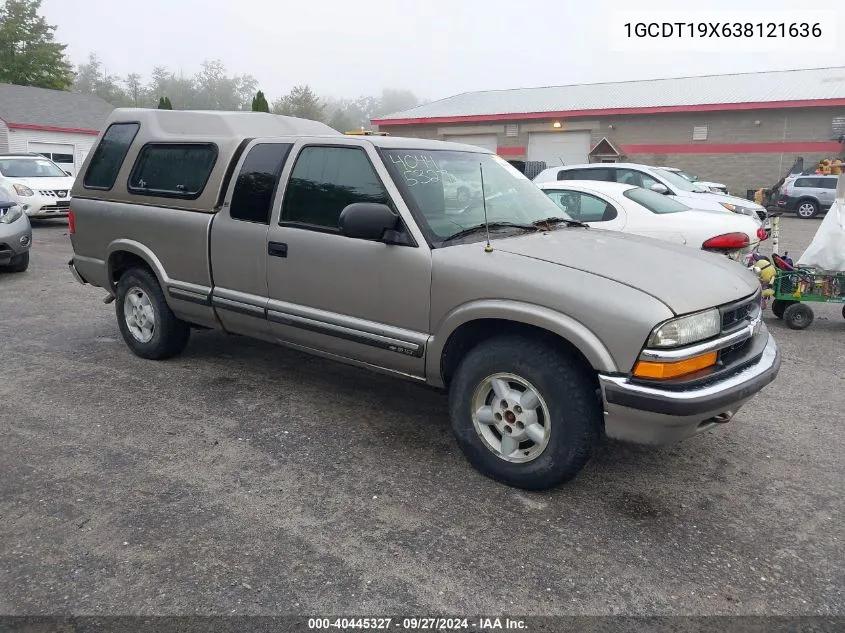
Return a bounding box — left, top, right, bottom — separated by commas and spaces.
0, 158, 67, 178
381, 149, 572, 244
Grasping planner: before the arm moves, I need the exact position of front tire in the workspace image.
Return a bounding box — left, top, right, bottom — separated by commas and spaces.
6, 251, 29, 272
115, 267, 190, 359
448, 336, 602, 490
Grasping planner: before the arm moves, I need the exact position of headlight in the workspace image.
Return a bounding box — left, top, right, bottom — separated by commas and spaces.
647, 308, 721, 348
0, 205, 23, 224
13, 184, 34, 196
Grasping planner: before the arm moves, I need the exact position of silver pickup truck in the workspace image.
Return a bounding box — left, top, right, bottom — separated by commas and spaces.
68, 109, 781, 490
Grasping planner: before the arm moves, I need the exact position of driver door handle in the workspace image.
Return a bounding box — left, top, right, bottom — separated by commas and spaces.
268, 242, 288, 258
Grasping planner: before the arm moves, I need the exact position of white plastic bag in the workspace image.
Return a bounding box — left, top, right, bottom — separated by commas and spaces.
797, 174, 845, 272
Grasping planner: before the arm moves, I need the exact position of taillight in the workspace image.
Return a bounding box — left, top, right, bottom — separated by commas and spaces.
702, 232, 750, 250
68, 209, 75, 234
756, 227, 768, 241
781, 182, 791, 195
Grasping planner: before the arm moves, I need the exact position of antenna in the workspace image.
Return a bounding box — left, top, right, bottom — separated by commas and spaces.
479, 162, 493, 253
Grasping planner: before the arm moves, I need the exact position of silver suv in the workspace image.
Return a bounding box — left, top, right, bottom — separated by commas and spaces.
776, 174, 838, 219
67, 109, 781, 490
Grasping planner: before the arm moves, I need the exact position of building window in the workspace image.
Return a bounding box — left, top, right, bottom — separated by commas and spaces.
230, 143, 293, 224
692, 126, 708, 141
505, 124, 519, 137
83, 122, 140, 190
832, 115, 845, 140
128, 143, 218, 199
281, 146, 390, 230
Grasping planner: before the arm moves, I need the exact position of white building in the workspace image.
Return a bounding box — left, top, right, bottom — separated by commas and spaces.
0, 83, 114, 176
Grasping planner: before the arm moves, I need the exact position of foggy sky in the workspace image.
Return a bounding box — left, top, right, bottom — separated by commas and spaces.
41, 0, 844, 103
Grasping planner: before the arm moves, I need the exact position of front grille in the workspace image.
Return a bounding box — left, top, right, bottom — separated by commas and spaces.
36, 189, 70, 198
720, 292, 759, 332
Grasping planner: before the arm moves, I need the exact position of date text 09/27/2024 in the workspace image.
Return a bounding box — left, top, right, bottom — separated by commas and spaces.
308, 617, 528, 630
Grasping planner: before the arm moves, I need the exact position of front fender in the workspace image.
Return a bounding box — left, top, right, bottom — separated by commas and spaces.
425, 299, 618, 388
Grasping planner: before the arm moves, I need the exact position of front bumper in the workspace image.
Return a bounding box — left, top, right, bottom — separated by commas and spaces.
0, 218, 33, 264
18, 195, 71, 218
598, 331, 781, 445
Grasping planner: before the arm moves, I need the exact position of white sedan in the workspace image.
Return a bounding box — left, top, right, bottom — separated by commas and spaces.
536, 180, 767, 259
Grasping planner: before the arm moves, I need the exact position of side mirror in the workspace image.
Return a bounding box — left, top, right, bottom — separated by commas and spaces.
64, 171, 73, 177
339, 203, 401, 242
650, 182, 669, 195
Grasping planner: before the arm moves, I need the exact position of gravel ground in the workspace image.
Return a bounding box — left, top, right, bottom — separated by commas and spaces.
0, 216, 842, 619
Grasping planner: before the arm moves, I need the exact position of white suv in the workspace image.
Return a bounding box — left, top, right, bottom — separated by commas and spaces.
0, 153, 75, 218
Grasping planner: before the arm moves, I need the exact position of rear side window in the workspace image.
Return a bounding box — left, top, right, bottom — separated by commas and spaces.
558, 168, 613, 181
128, 143, 218, 199
624, 187, 689, 213
281, 146, 390, 230
83, 122, 139, 190
795, 177, 823, 188
821, 178, 837, 189
230, 143, 293, 224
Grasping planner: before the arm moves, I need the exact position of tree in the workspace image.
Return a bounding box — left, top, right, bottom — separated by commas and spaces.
125, 73, 144, 106
252, 90, 269, 112
72, 53, 130, 105
192, 59, 256, 111
272, 84, 324, 121
0, 0, 73, 89
375, 88, 419, 118
157, 96, 173, 110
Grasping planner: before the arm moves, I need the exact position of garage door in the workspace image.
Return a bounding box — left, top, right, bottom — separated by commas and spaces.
444, 134, 498, 153
28, 142, 77, 176
527, 132, 591, 167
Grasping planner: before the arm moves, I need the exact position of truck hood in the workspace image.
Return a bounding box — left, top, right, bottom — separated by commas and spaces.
6, 176, 74, 191
492, 228, 759, 315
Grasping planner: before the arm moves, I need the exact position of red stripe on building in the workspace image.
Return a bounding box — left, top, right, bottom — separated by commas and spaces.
7, 122, 102, 135
372, 98, 845, 126
497, 146, 526, 156
620, 141, 844, 154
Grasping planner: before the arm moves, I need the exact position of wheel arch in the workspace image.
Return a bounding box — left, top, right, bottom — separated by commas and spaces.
106, 239, 169, 291
427, 300, 618, 389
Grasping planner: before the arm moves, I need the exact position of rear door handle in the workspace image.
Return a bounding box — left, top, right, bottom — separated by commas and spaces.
268, 241, 288, 258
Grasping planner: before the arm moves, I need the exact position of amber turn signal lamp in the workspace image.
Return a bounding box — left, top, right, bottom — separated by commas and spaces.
633, 352, 718, 380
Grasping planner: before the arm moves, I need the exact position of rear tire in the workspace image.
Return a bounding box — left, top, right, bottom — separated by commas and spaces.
115, 267, 190, 359
795, 200, 818, 219
783, 303, 814, 330
448, 335, 602, 490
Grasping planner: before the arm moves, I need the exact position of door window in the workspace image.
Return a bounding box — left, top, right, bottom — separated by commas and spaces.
281, 146, 391, 230
557, 168, 613, 181
615, 168, 658, 189
544, 189, 618, 222
230, 143, 293, 224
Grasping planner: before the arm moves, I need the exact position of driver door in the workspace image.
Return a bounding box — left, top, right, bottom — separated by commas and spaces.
264, 141, 432, 378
